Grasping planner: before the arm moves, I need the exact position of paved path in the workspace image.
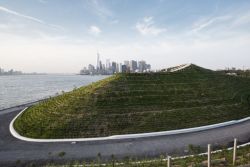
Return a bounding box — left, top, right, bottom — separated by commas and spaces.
1, 107, 250, 166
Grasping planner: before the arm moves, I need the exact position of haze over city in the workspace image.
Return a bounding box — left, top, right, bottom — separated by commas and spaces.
1, 0, 250, 73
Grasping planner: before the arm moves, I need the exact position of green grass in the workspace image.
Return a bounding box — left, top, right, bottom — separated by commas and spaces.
14, 64, 250, 138
42, 144, 250, 167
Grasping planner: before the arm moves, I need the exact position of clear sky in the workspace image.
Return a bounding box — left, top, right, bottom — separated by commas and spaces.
0, 0, 250, 73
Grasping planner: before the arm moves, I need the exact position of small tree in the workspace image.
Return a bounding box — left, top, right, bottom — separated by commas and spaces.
58, 151, 66, 158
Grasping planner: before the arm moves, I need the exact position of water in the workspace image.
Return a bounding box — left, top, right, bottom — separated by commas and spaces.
0, 74, 108, 110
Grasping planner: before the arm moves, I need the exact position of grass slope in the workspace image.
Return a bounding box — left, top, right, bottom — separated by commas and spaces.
14, 64, 250, 138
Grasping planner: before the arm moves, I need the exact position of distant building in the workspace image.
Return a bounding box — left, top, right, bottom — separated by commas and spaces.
106, 59, 110, 70
0, 67, 23, 75
119, 63, 122, 73
99, 61, 103, 70
121, 65, 127, 73
130, 60, 137, 72
116, 63, 119, 73
146, 64, 151, 71
80, 53, 151, 75
111, 61, 117, 74
80, 67, 89, 75
96, 52, 100, 71
124, 60, 130, 71
88, 64, 95, 74
138, 60, 146, 72
124, 60, 129, 66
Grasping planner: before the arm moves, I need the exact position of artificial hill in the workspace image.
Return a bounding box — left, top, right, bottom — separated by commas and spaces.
14, 64, 250, 139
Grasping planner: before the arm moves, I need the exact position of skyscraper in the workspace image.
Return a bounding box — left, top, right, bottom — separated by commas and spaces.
124, 60, 129, 66
130, 60, 137, 72
111, 61, 117, 74
116, 63, 120, 73
106, 59, 110, 70
121, 65, 127, 73
146, 64, 151, 71
119, 63, 122, 73
124, 60, 130, 71
96, 52, 100, 70
88, 64, 95, 74
138, 60, 146, 73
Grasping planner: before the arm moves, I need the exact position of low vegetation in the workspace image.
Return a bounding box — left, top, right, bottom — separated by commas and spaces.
43, 144, 250, 167
14, 64, 250, 138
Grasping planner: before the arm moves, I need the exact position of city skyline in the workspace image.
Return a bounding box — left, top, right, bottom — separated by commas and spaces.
1, 0, 250, 73
80, 53, 151, 75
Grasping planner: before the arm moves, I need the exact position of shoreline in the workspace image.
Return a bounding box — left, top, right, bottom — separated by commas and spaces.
0, 74, 109, 112
0, 98, 47, 115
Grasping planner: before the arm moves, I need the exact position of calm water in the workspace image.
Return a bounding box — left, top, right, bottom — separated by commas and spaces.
0, 74, 107, 110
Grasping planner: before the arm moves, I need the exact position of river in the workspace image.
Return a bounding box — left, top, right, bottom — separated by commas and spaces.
0, 74, 108, 110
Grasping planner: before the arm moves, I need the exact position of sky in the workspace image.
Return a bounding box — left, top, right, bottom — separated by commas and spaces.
0, 0, 250, 73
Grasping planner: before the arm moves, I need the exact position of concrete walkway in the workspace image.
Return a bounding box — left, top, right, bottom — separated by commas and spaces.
1, 107, 250, 166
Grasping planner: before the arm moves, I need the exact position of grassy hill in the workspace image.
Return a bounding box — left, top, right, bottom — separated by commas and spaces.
14, 64, 250, 139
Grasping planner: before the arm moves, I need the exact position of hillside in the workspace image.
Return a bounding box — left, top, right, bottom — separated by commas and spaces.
14, 64, 250, 139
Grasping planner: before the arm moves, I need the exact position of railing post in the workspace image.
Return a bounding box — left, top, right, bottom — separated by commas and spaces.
208, 144, 211, 167
167, 156, 171, 167
233, 138, 237, 166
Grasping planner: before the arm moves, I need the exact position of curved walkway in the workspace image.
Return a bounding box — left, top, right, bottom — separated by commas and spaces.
1, 106, 250, 166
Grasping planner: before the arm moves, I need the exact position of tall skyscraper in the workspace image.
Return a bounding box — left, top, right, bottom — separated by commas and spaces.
96, 52, 100, 70
111, 61, 117, 74
121, 65, 127, 73
130, 60, 137, 72
106, 59, 110, 70
99, 60, 103, 70
124, 60, 129, 66
119, 63, 122, 73
138, 60, 146, 73
124, 60, 130, 71
116, 63, 120, 73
